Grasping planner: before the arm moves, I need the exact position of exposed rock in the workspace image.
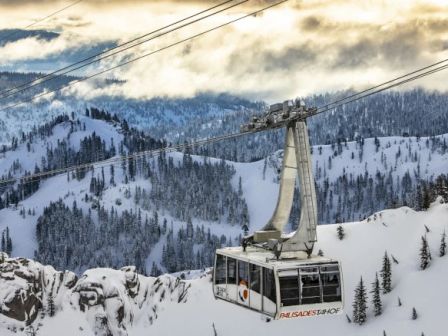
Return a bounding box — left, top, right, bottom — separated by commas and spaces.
0, 256, 191, 335
0, 257, 43, 324
121, 266, 139, 298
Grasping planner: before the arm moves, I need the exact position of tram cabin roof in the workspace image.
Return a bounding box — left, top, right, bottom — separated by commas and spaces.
216, 246, 339, 270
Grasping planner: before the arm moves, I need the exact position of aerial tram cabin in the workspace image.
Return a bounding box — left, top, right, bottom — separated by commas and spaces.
213, 248, 343, 320
213, 101, 344, 320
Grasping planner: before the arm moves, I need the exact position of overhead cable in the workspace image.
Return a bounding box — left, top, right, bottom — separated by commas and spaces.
0, 0, 238, 100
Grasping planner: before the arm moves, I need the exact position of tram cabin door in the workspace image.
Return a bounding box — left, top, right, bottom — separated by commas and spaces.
214, 254, 277, 317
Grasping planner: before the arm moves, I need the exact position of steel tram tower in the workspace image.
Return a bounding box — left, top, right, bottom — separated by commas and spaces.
241, 100, 318, 258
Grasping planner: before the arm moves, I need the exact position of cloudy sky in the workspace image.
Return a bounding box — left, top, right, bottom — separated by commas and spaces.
0, 0, 448, 102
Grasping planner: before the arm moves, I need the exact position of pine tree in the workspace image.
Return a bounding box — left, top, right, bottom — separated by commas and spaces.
317, 249, 324, 257
337, 225, 345, 240
380, 251, 392, 293
5, 227, 12, 255
47, 295, 55, 317
1, 231, 5, 252
262, 158, 267, 180
371, 273, 382, 316
419, 235, 431, 270
411, 307, 418, 320
352, 277, 368, 325
440, 231, 446, 257
398, 297, 402, 306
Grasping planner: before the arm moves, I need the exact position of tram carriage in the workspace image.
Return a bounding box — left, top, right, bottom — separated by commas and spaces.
213, 247, 343, 320
213, 100, 344, 320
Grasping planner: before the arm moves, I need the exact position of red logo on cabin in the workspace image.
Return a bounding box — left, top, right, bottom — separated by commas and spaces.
238, 280, 249, 302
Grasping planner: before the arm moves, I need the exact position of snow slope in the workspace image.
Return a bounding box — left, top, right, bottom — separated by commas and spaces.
1, 201, 447, 336
1, 117, 447, 270
149, 202, 448, 336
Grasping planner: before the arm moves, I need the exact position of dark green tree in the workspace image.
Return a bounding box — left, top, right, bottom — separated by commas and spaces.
371, 273, 382, 316
352, 277, 368, 325
380, 251, 392, 293
47, 295, 55, 317
337, 225, 345, 240
440, 231, 446, 257
419, 235, 431, 270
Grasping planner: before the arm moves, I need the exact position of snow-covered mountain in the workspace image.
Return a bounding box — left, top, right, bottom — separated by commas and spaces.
0, 97, 447, 335
1, 201, 447, 336
2, 72, 448, 163
0, 112, 447, 275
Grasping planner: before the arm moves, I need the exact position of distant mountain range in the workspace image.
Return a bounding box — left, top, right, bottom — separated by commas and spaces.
0, 29, 59, 47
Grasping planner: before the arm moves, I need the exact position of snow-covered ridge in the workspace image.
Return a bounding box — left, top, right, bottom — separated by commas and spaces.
1, 202, 447, 335
0, 115, 123, 178
0, 113, 447, 274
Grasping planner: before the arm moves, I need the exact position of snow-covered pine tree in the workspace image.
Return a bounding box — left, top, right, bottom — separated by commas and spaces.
47, 295, 55, 317
398, 297, 402, 306
371, 273, 382, 316
380, 251, 392, 293
419, 235, 431, 270
337, 225, 345, 240
412, 307, 418, 320
352, 277, 368, 325
440, 231, 446, 257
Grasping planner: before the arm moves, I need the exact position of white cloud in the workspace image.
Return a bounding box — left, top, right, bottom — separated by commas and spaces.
1, 0, 448, 103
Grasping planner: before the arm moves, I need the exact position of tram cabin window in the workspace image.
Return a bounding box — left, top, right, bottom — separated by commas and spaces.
279, 270, 300, 306
263, 268, 277, 303
227, 258, 236, 285
249, 264, 261, 294
215, 254, 226, 285
300, 267, 321, 304
320, 265, 341, 302
238, 261, 249, 285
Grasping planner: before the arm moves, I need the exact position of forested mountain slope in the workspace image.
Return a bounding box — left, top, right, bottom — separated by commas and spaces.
1, 71, 448, 164
0, 111, 447, 275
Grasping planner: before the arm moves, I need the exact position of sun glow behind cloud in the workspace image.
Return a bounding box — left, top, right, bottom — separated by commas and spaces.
1, 0, 448, 102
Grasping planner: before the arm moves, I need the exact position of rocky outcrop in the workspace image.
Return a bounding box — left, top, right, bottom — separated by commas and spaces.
0, 256, 43, 324
0, 255, 190, 335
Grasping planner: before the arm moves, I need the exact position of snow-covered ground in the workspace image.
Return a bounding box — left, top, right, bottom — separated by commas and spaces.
1, 201, 446, 336
1, 115, 447, 271
148, 202, 448, 336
